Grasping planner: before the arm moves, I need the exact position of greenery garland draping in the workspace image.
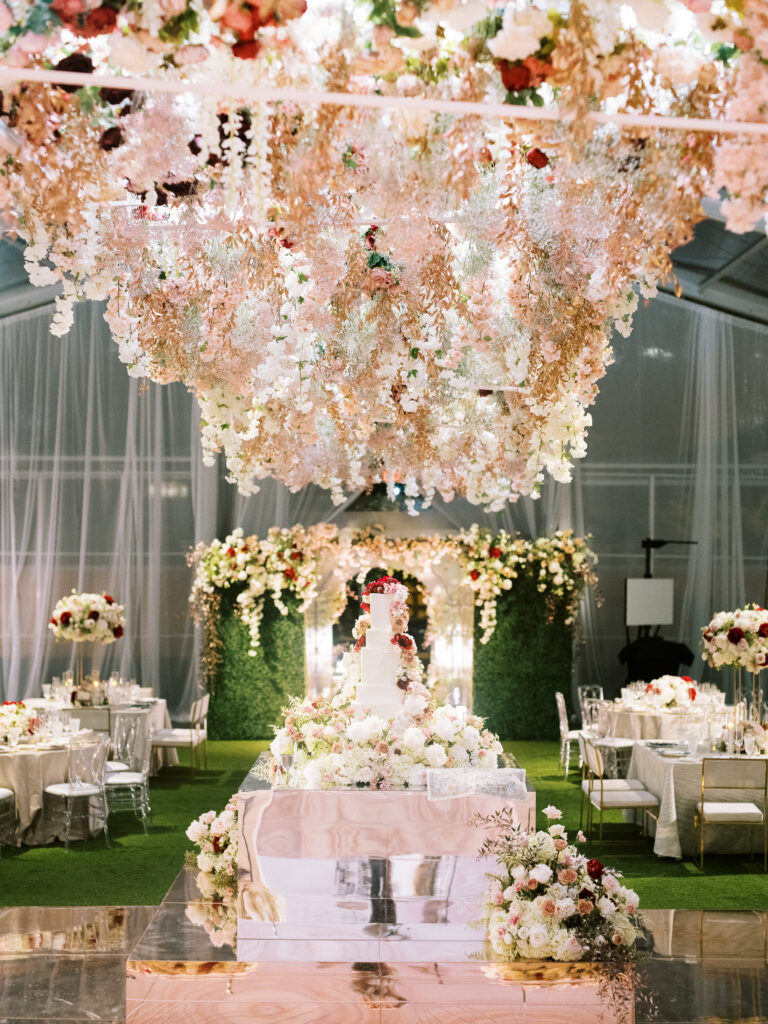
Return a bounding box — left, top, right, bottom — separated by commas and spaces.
189, 525, 597, 709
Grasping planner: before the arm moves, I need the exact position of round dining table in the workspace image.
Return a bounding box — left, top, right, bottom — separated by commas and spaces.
0, 736, 90, 845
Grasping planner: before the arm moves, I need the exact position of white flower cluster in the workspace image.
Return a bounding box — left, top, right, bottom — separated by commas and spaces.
0, 701, 42, 744
484, 808, 640, 962
637, 675, 699, 710
270, 685, 502, 790
48, 591, 126, 645
701, 606, 768, 674
186, 796, 239, 886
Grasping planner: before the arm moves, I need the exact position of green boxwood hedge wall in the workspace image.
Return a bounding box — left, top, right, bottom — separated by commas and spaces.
472, 576, 573, 740
207, 589, 306, 740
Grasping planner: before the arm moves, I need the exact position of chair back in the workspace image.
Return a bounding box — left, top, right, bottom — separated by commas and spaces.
578, 685, 604, 727
198, 693, 210, 738
555, 692, 569, 739
112, 709, 151, 775
702, 757, 768, 793
69, 733, 110, 787
582, 737, 604, 780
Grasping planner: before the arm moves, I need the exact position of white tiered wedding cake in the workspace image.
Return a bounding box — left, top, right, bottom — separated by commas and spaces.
355, 588, 411, 719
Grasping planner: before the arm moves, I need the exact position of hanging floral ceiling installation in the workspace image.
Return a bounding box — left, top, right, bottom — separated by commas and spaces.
0, 0, 765, 508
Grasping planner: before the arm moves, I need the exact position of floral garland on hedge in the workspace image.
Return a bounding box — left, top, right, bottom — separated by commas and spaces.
189, 524, 596, 664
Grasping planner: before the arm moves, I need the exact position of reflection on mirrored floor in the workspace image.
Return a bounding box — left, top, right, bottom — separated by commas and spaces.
1, 890, 766, 1022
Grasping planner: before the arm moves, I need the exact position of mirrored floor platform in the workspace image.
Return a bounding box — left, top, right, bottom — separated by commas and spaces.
1, 871, 766, 1024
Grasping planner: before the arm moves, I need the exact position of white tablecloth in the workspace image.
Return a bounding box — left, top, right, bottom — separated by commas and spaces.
611, 707, 688, 741
629, 742, 768, 859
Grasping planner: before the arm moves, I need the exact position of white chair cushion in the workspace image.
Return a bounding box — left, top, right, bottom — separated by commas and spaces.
0, 787, 14, 801
565, 730, 581, 741
45, 782, 102, 798
582, 778, 646, 794
152, 728, 201, 746
106, 772, 147, 786
106, 761, 129, 773
595, 738, 636, 749
589, 788, 659, 810
697, 801, 764, 823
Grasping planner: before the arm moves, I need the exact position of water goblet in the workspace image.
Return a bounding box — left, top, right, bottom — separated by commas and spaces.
8, 726, 22, 748
42, 683, 52, 700
743, 733, 756, 757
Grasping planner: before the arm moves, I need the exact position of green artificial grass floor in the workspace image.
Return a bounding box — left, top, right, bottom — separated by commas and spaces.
1, 739, 767, 911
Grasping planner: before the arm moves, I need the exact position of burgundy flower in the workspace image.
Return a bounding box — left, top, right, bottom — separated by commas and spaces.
88, 610, 100, 621
83, 5, 118, 35
758, 623, 768, 638
498, 59, 531, 92
396, 678, 408, 691
53, 53, 94, 93
232, 39, 262, 60
50, 617, 57, 626
291, 551, 303, 561
578, 887, 594, 902
99, 86, 134, 107
727, 626, 745, 644
586, 858, 604, 881
112, 625, 124, 639
469, 570, 480, 581
392, 633, 414, 650
489, 546, 502, 559
526, 148, 549, 169
99, 127, 124, 151
59, 611, 72, 624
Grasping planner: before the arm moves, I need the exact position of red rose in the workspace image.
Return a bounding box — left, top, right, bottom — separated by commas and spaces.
526, 148, 549, 169
88, 610, 100, 621
688, 687, 696, 701
498, 59, 531, 92
586, 858, 604, 881
50, 617, 57, 625
392, 633, 413, 650
361, 601, 370, 613
681, 675, 693, 683
396, 679, 408, 691
354, 636, 366, 651
727, 626, 745, 644
112, 625, 124, 639
60, 611, 72, 624
578, 887, 594, 902
232, 39, 261, 59
489, 547, 502, 559
226, 547, 236, 556
291, 551, 302, 561
83, 5, 118, 35
758, 623, 768, 638
104, 594, 114, 605
283, 567, 297, 580
469, 570, 480, 581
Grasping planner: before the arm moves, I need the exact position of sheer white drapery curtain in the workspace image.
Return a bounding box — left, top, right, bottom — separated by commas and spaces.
0, 303, 214, 715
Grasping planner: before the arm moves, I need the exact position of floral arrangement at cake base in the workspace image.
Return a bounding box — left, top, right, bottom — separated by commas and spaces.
0, 701, 42, 745
49, 591, 126, 644
701, 605, 768, 674
185, 797, 239, 949
269, 686, 502, 790
268, 574, 503, 789
637, 675, 700, 710
478, 806, 642, 964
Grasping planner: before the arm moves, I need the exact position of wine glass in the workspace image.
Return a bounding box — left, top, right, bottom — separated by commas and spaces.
743, 733, 756, 757
8, 726, 22, 748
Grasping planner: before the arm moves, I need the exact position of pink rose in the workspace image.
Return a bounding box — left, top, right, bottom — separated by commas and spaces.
538, 897, 556, 916
557, 868, 577, 885
17, 31, 49, 53
0, 2, 12, 32
554, 838, 567, 851
526, 878, 538, 890
174, 43, 209, 64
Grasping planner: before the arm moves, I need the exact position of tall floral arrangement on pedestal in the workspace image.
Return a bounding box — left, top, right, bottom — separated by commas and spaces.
48, 591, 126, 644
701, 605, 768, 674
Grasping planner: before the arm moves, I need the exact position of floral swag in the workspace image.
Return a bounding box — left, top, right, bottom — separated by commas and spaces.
0, 1, 766, 509
188, 523, 597, 667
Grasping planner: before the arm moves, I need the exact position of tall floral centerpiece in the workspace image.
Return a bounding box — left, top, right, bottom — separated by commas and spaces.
48, 590, 126, 685
701, 604, 768, 717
